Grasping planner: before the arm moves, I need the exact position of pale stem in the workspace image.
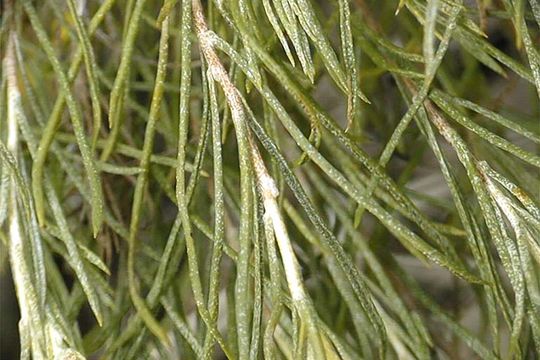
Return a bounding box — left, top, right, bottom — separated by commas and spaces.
5, 32, 33, 356
191, 0, 309, 304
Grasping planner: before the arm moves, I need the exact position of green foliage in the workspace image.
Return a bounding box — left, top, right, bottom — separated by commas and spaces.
0, 0, 539, 358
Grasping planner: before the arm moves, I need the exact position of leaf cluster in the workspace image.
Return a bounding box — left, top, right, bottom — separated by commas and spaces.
0, 0, 539, 359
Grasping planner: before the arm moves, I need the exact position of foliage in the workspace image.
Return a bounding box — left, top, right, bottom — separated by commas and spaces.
0, 0, 539, 358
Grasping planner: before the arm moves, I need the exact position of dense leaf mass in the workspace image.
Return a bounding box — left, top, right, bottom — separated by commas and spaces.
1, 0, 539, 358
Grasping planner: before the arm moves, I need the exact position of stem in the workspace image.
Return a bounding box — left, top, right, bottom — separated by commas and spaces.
191, 1, 326, 357
4, 32, 47, 360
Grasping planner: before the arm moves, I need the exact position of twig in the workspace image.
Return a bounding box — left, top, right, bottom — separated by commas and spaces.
191, 0, 325, 356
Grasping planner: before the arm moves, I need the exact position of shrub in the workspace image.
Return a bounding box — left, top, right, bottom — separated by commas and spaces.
1, 0, 539, 358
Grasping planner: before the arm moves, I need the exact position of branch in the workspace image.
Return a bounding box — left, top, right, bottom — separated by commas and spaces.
191, 0, 326, 356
